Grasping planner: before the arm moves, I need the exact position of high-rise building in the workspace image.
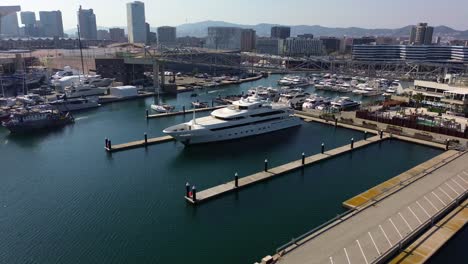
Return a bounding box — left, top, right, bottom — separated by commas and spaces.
145, 22, 156, 44
409, 23, 433, 45
319, 37, 341, 54
157, 26, 176, 45
241, 29, 256, 52
97, 29, 110, 40
20, 11, 35, 25
126, 1, 146, 43
256, 37, 284, 55
109, 27, 126, 42
298, 34, 314, 39
39, 11, 64, 37
271, 26, 291, 39
1, 12, 19, 36
78, 6, 97, 40
352, 37, 376, 45
20, 11, 38, 37
206, 27, 243, 50
284, 38, 323, 56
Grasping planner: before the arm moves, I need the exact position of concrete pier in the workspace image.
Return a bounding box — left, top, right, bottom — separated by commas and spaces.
185, 135, 386, 204
105, 135, 174, 152
343, 150, 460, 209
269, 150, 467, 264
390, 199, 468, 264
147, 106, 223, 119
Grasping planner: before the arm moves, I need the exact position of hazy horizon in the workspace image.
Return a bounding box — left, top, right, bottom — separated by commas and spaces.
6, 0, 468, 31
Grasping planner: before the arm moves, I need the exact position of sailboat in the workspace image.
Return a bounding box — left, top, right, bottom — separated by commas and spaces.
150, 88, 175, 113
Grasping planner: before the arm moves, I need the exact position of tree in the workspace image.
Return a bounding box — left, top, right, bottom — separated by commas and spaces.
412, 93, 425, 109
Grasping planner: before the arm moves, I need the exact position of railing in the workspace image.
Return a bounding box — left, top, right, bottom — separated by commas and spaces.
276, 209, 356, 254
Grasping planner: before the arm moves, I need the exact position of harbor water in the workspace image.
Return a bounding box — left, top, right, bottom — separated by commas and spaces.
0, 75, 443, 263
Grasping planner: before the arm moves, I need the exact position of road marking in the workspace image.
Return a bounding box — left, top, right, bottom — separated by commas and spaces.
452, 178, 466, 191
399, 212, 414, 232
408, 206, 423, 224
432, 191, 447, 206
463, 171, 468, 177
368, 232, 381, 255
416, 201, 431, 218
457, 174, 468, 185
379, 225, 392, 247
424, 196, 439, 212
330, 256, 334, 264
344, 248, 351, 264
445, 182, 460, 195
439, 187, 454, 200
356, 240, 369, 264
389, 218, 403, 239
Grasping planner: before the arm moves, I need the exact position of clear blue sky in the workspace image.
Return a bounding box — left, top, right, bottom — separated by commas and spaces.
7, 0, 468, 30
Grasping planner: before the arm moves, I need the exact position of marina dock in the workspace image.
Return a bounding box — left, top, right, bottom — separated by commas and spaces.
105, 135, 174, 153
146, 106, 223, 119
297, 114, 447, 150
185, 135, 387, 204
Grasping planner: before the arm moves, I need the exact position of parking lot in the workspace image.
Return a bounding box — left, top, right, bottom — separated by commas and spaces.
277, 153, 468, 264
328, 172, 468, 264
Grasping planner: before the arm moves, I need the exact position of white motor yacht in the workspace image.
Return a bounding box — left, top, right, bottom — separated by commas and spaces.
331, 97, 361, 110
163, 95, 301, 145
49, 97, 100, 112
64, 84, 107, 98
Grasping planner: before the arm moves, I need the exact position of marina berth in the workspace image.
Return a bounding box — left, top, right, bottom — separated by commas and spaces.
163, 95, 301, 145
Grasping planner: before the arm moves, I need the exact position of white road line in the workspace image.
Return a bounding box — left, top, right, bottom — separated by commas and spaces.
463, 171, 468, 177
416, 201, 431, 218
379, 225, 392, 247
330, 256, 334, 264
408, 206, 423, 224
389, 218, 403, 239
356, 240, 369, 264
439, 187, 454, 200
452, 178, 466, 191
432, 191, 447, 206
344, 248, 351, 264
458, 174, 468, 185
424, 196, 439, 212
445, 182, 460, 195
399, 212, 414, 232
368, 232, 381, 255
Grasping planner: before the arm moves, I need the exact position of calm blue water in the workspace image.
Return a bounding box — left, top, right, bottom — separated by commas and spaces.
0, 75, 443, 263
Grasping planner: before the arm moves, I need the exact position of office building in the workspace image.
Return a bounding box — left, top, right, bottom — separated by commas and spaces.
39, 11, 64, 37
271, 26, 291, 39
352, 37, 376, 45
126, 1, 146, 43
206, 27, 243, 50
319, 37, 341, 54
97, 29, 110, 40
284, 38, 323, 56
1, 12, 19, 36
409, 23, 433, 45
352, 44, 468, 63
109, 28, 126, 42
78, 6, 97, 40
20, 11, 38, 37
157, 26, 176, 45
241, 29, 256, 52
256, 38, 284, 55
298, 34, 314, 39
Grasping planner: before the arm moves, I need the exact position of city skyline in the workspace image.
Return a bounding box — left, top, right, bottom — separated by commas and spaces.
6, 0, 468, 31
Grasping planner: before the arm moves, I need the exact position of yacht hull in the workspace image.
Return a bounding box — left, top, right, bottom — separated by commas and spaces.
166, 116, 302, 145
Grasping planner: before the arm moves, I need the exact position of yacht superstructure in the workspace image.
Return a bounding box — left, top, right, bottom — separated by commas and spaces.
163, 95, 301, 145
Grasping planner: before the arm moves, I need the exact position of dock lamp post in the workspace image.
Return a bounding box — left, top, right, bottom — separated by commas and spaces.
235, 172, 239, 187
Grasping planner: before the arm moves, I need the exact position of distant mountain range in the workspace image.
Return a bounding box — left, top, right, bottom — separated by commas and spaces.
66, 21, 468, 39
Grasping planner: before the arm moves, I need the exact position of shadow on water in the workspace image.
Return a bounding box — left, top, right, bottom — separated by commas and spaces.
4, 125, 70, 148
